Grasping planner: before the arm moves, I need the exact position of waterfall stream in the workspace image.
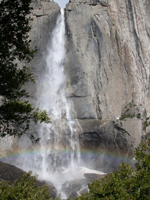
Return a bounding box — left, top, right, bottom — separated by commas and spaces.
16, 9, 83, 197
35, 8, 81, 178
4, 9, 105, 199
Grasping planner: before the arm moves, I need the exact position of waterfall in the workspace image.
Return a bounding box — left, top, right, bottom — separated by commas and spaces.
14, 9, 81, 193
35, 8, 81, 176
5, 8, 105, 199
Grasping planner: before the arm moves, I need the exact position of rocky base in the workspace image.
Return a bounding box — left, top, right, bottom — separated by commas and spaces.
61, 172, 106, 199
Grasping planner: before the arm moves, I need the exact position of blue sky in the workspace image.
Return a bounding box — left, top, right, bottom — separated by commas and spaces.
54, 0, 69, 8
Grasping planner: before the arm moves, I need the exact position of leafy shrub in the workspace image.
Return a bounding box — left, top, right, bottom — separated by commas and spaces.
143, 117, 150, 131
75, 138, 150, 200
120, 113, 134, 120
0, 172, 53, 200
136, 113, 141, 119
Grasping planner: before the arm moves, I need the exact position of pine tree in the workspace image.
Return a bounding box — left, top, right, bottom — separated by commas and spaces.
0, 0, 50, 137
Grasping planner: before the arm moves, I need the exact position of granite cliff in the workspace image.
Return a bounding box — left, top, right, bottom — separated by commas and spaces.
65, 0, 150, 159
1, 0, 150, 170
27, 0, 60, 98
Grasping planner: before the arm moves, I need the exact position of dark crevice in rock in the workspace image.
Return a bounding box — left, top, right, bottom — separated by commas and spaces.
79, 132, 101, 143
114, 125, 130, 136
33, 14, 48, 17
98, 0, 108, 7
77, 117, 97, 120
96, 94, 102, 119
90, 19, 102, 64
68, 95, 90, 98
145, 25, 150, 39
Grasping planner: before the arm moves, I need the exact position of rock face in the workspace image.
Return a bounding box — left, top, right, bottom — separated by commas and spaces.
65, 0, 150, 158
0, 136, 17, 158
30, 0, 60, 50
26, 0, 60, 99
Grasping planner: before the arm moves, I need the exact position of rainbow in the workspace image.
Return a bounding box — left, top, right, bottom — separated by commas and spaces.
0, 144, 134, 168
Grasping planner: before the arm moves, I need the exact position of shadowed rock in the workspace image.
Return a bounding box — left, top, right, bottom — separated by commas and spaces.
84, 173, 105, 181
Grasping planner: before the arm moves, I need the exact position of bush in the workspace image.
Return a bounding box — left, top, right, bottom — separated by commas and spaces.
75, 138, 150, 200
0, 172, 53, 200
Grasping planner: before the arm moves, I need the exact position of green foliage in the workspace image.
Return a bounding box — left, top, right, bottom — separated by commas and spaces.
120, 102, 134, 120
0, 0, 50, 137
143, 117, 150, 131
0, 172, 53, 200
75, 138, 150, 200
124, 101, 137, 109
136, 113, 141, 119
0, 101, 50, 137
120, 101, 138, 120
0, 0, 35, 99
120, 113, 134, 120
0, 0, 34, 63
33, 108, 51, 124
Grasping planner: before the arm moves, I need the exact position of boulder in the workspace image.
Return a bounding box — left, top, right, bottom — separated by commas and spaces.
84, 173, 105, 181
61, 178, 88, 197
61, 171, 105, 198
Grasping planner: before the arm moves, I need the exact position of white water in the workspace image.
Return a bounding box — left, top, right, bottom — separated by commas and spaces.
37, 7, 81, 177
10, 9, 105, 198
16, 9, 83, 195
34, 8, 80, 179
